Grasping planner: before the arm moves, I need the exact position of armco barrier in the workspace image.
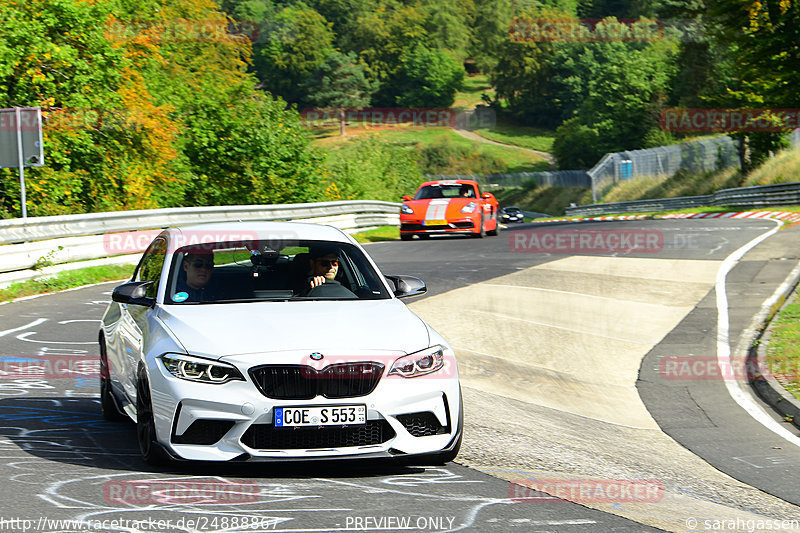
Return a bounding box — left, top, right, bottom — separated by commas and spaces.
0, 201, 399, 244
566, 182, 800, 217
0, 201, 400, 274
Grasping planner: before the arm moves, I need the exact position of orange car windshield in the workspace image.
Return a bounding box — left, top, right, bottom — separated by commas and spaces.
415, 185, 475, 199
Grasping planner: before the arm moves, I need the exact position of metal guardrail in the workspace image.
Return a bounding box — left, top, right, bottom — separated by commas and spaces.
712, 182, 800, 209
0, 201, 400, 274
0, 201, 399, 245
565, 182, 800, 217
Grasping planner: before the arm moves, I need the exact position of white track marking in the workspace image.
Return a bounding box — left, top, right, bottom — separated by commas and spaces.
716, 219, 800, 446
0, 319, 47, 337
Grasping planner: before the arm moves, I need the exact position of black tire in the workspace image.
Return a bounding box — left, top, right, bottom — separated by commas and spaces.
400, 234, 412, 241
99, 335, 126, 421
136, 367, 170, 466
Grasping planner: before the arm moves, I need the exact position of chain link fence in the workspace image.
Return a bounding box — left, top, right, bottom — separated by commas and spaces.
426, 171, 591, 188
587, 136, 739, 201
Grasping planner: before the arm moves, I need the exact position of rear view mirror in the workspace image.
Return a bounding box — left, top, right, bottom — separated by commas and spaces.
402, 195, 413, 201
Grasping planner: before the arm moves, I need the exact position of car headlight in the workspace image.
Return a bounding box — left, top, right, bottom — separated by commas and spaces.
160, 353, 245, 384
461, 202, 477, 214
401, 204, 414, 215
389, 346, 445, 378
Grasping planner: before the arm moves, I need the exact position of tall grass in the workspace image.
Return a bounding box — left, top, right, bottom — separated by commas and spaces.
743, 147, 800, 186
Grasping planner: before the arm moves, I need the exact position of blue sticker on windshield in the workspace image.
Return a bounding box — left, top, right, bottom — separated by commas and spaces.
173, 292, 189, 302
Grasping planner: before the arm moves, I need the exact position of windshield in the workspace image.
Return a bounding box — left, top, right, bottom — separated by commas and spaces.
414, 183, 476, 199
165, 239, 391, 304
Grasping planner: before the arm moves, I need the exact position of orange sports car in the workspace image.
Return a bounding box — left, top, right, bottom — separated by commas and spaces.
399, 180, 499, 240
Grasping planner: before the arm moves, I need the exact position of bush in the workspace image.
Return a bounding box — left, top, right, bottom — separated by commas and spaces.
552, 118, 603, 170
323, 136, 422, 201
417, 136, 507, 174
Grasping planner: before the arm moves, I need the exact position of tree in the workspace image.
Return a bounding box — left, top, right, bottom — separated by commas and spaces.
395, 45, 465, 108
0, 0, 328, 216
706, 0, 800, 108
703, 0, 800, 169
303, 51, 376, 135
346, 1, 429, 106
469, 0, 515, 73
251, 2, 336, 105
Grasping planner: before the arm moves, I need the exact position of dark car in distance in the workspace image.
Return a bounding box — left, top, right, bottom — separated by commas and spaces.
501, 207, 525, 224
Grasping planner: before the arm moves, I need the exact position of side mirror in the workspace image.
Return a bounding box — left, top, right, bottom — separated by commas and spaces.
112, 281, 156, 308
482, 192, 495, 200
402, 195, 413, 201
385, 275, 427, 299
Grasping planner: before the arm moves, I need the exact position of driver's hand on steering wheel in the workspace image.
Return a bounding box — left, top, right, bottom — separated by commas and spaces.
309, 275, 326, 288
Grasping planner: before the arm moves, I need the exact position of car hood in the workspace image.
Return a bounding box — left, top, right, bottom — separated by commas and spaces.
156, 299, 431, 358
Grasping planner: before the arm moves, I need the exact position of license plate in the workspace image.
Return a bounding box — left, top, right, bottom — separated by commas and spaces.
423, 220, 447, 226
274, 405, 366, 428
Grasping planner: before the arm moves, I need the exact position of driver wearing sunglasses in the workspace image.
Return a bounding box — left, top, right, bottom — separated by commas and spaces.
301, 245, 356, 298
176, 250, 217, 302
308, 247, 340, 290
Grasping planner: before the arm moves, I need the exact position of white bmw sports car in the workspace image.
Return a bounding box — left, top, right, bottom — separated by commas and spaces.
100, 222, 462, 465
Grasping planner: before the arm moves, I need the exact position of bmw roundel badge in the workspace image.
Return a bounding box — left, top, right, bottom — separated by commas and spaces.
310, 352, 324, 361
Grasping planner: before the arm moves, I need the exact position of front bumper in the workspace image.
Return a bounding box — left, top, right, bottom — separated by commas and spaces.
400, 217, 478, 235
147, 353, 461, 462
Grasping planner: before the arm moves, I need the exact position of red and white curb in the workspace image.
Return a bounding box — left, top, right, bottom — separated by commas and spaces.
533, 210, 800, 224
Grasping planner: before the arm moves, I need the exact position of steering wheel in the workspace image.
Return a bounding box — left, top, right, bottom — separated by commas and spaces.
305, 279, 357, 298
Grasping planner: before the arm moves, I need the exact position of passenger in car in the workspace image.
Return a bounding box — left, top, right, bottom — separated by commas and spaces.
175, 250, 217, 302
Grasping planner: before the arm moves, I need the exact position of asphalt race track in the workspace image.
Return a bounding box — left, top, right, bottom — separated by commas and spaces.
0, 218, 798, 532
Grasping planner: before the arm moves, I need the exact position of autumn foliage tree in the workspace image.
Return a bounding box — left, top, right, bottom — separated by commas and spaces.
0, 0, 325, 217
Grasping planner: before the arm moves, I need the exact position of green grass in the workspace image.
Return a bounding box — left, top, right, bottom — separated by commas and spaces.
452, 74, 495, 110
766, 287, 800, 401
316, 127, 550, 174
743, 148, 800, 187
492, 185, 591, 216
0, 264, 135, 302
473, 123, 555, 153
351, 225, 400, 243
